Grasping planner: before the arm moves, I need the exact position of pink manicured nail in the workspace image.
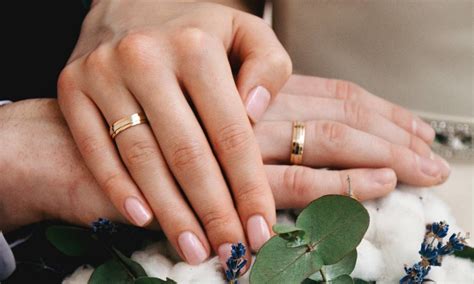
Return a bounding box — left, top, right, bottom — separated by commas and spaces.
124, 197, 152, 226
372, 169, 396, 186
247, 215, 270, 251
245, 86, 271, 123
417, 155, 441, 177
178, 231, 208, 265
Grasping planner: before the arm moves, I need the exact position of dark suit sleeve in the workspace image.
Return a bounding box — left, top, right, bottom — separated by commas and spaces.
2, 1, 86, 101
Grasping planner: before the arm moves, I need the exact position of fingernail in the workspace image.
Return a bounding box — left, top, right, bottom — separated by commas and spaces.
414, 119, 435, 142
178, 231, 208, 265
416, 155, 441, 177
372, 169, 396, 186
245, 86, 271, 123
247, 215, 270, 251
124, 197, 152, 226
435, 154, 451, 179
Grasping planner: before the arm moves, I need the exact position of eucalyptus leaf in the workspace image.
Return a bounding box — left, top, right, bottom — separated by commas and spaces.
135, 277, 177, 284
309, 250, 357, 281
250, 195, 369, 283
46, 226, 96, 256
113, 247, 147, 278
88, 259, 134, 284
325, 274, 354, 284
453, 245, 474, 262
273, 224, 309, 248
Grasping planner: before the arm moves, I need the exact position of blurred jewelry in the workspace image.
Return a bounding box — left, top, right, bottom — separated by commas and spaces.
290, 121, 305, 165
110, 113, 148, 139
428, 118, 473, 161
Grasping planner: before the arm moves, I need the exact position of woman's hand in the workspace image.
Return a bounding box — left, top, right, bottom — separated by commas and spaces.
259, 75, 450, 190
58, 0, 291, 265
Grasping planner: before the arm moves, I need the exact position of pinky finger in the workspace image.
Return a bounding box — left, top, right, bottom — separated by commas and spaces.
265, 165, 397, 209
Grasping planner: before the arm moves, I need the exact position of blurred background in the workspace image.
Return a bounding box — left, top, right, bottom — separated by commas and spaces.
269, 0, 473, 232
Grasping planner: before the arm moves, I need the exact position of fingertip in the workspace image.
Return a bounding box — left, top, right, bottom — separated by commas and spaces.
123, 196, 153, 227
177, 231, 209, 265
245, 86, 271, 123
414, 118, 436, 144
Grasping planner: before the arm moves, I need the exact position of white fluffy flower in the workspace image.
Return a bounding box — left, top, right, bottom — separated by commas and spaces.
64, 188, 474, 283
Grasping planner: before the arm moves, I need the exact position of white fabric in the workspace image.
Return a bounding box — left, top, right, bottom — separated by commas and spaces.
63, 187, 474, 283
0, 100, 12, 106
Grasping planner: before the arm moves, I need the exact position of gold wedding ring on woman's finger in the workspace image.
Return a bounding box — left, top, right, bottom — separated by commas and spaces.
290, 121, 305, 165
110, 112, 148, 139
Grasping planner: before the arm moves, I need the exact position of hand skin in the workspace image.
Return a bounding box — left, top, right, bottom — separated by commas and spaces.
0, 75, 449, 239
58, 0, 292, 265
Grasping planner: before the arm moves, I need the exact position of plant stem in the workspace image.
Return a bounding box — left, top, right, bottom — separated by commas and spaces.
320, 269, 327, 282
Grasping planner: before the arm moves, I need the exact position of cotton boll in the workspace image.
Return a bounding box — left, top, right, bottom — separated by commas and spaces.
62, 265, 94, 284
168, 256, 225, 284
131, 243, 173, 279
435, 255, 474, 283
374, 190, 426, 282
351, 239, 384, 281
362, 200, 379, 243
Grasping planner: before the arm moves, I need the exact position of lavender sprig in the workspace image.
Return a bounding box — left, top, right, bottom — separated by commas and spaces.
91, 218, 118, 237
225, 243, 247, 284
400, 221, 469, 284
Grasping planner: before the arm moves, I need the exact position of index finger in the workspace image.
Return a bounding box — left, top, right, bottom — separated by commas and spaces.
282, 75, 436, 144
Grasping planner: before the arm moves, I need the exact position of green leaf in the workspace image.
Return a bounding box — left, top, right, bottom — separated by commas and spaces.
309, 250, 357, 281
134, 277, 177, 284
296, 196, 369, 265
113, 248, 147, 278
326, 274, 354, 284
454, 245, 474, 262
88, 259, 134, 284
272, 224, 310, 248
46, 226, 96, 256
250, 195, 369, 283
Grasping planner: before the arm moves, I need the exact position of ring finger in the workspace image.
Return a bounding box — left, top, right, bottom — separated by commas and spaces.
255, 120, 450, 186
89, 85, 213, 265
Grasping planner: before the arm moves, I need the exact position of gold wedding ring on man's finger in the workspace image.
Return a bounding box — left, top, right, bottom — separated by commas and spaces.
290, 121, 305, 165
110, 112, 148, 139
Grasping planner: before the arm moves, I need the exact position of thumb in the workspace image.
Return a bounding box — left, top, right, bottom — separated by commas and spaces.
231, 12, 292, 123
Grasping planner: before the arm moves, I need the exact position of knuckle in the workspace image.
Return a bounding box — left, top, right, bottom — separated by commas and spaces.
214, 123, 252, 155
283, 166, 313, 198
173, 27, 214, 57
170, 141, 208, 171
116, 32, 156, 68
266, 50, 293, 78
233, 181, 268, 204
102, 172, 126, 195
200, 208, 235, 233
78, 135, 108, 158
124, 140, 160, 167
84, 46, 111, 74
327, 79, 359, 101
57, 65, 78, 97
318, 121, 348, 146
344, 101, 369, 129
